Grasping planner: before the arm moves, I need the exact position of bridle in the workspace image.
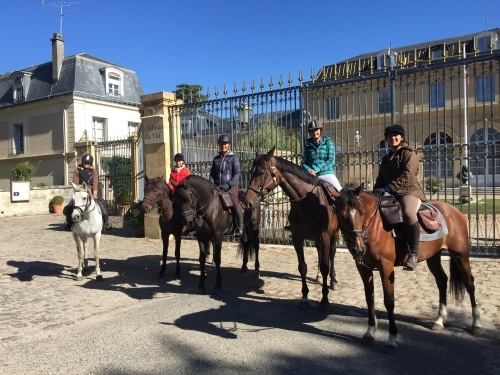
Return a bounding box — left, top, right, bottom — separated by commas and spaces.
246, 158, 279, 200
178, 185, 214, 228
73, 190, 97, 217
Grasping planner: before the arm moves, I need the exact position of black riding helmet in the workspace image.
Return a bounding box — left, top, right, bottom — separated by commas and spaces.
81, 154, 94, 164
173, 153, 184, 161
384, 124, 405, 137
307, 120, 323, 132
218, 134, 230, 144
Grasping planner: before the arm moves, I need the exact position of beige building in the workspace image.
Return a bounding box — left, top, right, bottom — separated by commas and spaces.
0, 33, 143, 190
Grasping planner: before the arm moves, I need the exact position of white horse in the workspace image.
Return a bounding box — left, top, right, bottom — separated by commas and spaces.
71, 182, 103, 281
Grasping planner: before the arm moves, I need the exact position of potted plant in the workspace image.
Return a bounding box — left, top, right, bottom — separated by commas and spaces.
116, 190, 133, 217
50, 195, 65, 214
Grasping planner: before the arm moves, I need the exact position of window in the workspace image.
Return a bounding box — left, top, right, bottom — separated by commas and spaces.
431, 48, 443, 60
476, 75, 495, 102
477, 36, 490, 53
12, 124, 24, 154
11, 73, 31, 103
423, 132, 453, 178
430, 83, 445, 108
378, 90, 392, 114
92, 118, 107, 142
326, 97, 340, 120
470, 128, 500, 176
101, 68, 124, 97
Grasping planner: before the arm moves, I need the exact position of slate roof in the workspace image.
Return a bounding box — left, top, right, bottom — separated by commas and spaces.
0, 53, 144, 108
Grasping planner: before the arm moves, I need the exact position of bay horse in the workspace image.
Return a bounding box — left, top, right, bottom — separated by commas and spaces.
245, 147, 339, 309
174, 174, 261, 292
70, 181, 103, 281
141, 175, 183, 278
332, 184, 481, 354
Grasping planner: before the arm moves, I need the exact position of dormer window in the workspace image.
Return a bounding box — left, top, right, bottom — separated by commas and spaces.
475, 31, 499, 53
11, 72, 32, 103
101, 67, 124, 97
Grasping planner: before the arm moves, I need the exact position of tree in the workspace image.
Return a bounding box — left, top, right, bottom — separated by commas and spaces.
174, 84, 208, 104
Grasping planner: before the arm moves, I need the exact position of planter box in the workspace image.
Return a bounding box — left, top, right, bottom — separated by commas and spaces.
11, 181, 30, 202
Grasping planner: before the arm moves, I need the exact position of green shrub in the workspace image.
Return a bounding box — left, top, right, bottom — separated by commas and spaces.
116, 190, 133, 205
425, 176, 443, 192
11, 161, 39, 181
50, 196, 65, 205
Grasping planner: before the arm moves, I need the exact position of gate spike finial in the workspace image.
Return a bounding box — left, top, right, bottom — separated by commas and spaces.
214, 85, 219, 99
288, 72, 293, 87
279, 74, 283, 89
242, 81, 246, 94
223, 84, 228, 98
251, 79, 255, 93
269, 76, 273, 90
260, 78, 265, 92
234, 82, 238, 95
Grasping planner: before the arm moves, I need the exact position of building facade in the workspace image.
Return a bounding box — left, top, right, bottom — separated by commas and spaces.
0, 33, 143, 190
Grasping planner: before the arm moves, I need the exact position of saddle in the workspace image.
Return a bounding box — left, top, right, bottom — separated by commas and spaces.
378, 194, 443, 233
320, 182, 337, 209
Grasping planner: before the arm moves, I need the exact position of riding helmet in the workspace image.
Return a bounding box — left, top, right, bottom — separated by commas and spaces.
218, 134, 231, 144
82, 154, 94, 164
173, 153, 185, 161
307, 120, 323, 132
384, 124, 405, 137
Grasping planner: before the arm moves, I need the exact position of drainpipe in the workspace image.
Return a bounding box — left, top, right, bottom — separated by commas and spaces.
61, 101, 68, 185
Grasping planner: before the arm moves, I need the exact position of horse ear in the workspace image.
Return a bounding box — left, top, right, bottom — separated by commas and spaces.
71, 181, 79, 190
255, 149, 261, 157
267, 146, 276, 158
355, 183, 364, 195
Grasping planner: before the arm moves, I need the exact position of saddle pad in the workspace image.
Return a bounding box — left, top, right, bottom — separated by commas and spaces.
392, 202, 448, 241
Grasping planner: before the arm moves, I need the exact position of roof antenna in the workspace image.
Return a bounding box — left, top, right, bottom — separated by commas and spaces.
42, 0, 80, 35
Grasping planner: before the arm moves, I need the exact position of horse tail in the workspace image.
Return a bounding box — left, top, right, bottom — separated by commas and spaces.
449, 258, 466, 304
238, 235, 256, 261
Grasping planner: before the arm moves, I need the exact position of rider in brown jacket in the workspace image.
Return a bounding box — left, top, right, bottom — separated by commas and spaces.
374, 124, 427, 271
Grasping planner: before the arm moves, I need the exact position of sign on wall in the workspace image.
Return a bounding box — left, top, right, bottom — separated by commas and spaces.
143, 120, 164, 145
11, 181, 30, 202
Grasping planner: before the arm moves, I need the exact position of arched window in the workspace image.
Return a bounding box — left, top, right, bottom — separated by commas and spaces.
470, 128, 500, 176
423, 132, 453, 179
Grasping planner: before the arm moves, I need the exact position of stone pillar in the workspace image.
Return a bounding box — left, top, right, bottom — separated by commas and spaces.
139, 92, 182, 239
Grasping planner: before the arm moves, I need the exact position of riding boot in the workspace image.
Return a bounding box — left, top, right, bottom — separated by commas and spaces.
233, 207, 244, 237
403, 222, 420, 271
63, 204, 73, 231
97, 199, 112, 231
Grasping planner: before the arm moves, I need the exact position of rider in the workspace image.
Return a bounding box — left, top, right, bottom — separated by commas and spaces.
209, 134, 244, 237
373, 124, 427, 271
302, 120, 342, 192
64, 154, 112, 231
168, 153, 191, 195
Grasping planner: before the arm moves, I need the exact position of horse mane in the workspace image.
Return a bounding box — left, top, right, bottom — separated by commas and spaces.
255, 154, 319, 185
338, 187, 365, 214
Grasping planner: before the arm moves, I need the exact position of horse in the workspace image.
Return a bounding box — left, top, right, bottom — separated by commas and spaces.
174, 175, 261, 293
141, 175, 183, 278
245, 147, 340, 309
332, 184, 482, 354
70, 181, 103, 281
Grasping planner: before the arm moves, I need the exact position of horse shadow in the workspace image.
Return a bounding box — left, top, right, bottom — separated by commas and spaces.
6, 260, 73, 281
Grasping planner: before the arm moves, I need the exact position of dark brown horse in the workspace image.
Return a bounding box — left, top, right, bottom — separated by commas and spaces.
332, 184, 481, 353
245, 147, 339, 309
141, 176, 183, 278
174, 174, 261, 292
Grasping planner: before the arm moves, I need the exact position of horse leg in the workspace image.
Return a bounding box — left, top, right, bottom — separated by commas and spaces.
197, 239, 207, 294
240, 241, 249, 273
253, 236, 260, 278
159, 228, 170, 278
426, 253, 449, 331
292, 235, 309, 309
356, 264, 378, 345
317, 240, 331, 310
329, 239, 338, 290
213, 235, 223, 291
173, 232, 182, 279
379, 262, 398, 354
74, 235, 85, 281
93, 232, 103, 281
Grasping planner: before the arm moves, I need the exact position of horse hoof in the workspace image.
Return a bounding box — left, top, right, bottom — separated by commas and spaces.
361, 335, 375, 346
470, 326, 482, 335
382, 343, 398, 355
96, 274, 104, 282
76, 275, 83, 281
431, 322, 444, 331
330, 282, 339, 290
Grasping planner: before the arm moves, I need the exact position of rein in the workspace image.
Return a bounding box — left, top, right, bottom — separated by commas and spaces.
73, 191, 98, 217
247, 159, 278, 200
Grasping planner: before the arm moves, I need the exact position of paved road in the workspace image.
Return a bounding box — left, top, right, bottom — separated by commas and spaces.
0, 214, 499, 374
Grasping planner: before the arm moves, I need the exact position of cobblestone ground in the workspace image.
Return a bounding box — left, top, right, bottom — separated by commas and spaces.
0, 213, 498, 344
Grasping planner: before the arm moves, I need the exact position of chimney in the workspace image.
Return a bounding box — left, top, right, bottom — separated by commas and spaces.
50, 33, 64, 83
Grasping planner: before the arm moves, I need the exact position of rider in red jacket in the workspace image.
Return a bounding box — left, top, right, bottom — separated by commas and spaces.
168, 153, 191, 193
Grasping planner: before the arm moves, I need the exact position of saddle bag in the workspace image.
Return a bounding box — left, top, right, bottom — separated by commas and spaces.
379, 194, 404, 229
219, 191, 233, 211
417, 209, 441, 232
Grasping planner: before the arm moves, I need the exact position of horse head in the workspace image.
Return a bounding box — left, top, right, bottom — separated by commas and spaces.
71, 181, 93, 223
142, 175, 171, 213
245, 146, 280, 208
173, 175, 199, 228
335, 183, 369, 260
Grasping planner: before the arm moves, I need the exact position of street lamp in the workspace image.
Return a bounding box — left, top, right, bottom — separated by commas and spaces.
354, 130, 362, 147
387, 48, 398, 124
237, 100, 252, 132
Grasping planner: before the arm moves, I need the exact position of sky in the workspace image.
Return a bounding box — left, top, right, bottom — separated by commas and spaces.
2, 0, 499, 96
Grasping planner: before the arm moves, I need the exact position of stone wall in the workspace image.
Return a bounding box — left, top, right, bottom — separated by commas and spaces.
0, 185, 73, 217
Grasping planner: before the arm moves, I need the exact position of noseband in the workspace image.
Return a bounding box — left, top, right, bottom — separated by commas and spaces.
247, 159, 279, 200
73, 191, 95, 217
